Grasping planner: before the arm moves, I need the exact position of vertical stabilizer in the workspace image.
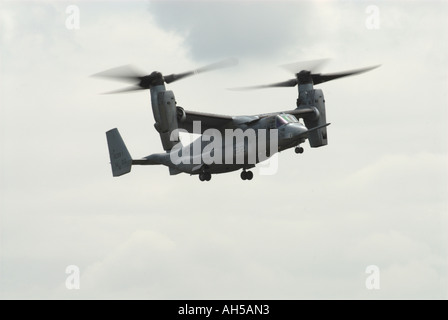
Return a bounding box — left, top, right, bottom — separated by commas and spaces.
106, 128, 132, 177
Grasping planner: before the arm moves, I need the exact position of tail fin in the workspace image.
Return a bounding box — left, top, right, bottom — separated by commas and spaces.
106, 128, 132, 177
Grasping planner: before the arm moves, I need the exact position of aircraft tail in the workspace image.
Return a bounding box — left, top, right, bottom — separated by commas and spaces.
106, 128, 132, 177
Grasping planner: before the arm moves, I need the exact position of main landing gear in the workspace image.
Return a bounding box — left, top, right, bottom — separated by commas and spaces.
240, 170, 253, 181
199, 172, 211, 181
295, 146, 304, 154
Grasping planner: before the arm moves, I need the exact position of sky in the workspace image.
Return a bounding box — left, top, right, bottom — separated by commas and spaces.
0, 0, 447, 299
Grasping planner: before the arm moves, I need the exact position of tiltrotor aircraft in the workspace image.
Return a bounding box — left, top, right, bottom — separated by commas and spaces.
95, 58, 378, 181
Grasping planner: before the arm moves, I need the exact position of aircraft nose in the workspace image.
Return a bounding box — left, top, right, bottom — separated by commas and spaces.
281, 123, 308, 140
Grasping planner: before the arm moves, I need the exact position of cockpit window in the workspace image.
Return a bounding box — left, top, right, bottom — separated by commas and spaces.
275, 114, 298, 128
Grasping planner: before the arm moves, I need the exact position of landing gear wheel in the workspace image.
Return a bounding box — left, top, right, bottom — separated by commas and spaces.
295, 146, 304, 154
199, 172, 212, 181
241, 170, 253, 181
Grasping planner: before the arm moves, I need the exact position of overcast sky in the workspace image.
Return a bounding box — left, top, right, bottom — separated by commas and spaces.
0, 0, 447, 299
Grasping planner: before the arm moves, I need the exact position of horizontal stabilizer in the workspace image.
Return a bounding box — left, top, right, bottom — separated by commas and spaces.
132, 153, 166, 166
132, 159, 158, 165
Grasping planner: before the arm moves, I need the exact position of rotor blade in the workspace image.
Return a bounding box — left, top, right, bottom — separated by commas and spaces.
194, 57, 239, 74
91, 65, 144, 83
228, 78, 297, 91
312, 65, 380, 85
101, 86, 146, 94
164, 58, 238, 84
280, 58, 330, 74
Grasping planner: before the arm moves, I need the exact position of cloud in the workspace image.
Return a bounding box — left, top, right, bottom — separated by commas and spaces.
341, 153, 447, 211
147, 1, 319, 61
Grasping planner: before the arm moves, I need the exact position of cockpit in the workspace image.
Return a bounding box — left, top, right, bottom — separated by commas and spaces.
275, 114, 299, 128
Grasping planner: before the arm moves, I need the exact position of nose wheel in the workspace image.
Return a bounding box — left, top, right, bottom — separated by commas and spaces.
240, 170, 253, 181
295, 146, 304, 154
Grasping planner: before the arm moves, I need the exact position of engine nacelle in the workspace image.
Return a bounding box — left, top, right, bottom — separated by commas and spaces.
154, 90, 179, 151
298, 88, 328, 148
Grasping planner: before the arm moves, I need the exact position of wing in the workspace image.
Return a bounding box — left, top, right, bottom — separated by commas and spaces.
179, 110, 234, 134
258, 107, 317, 119
178, 107, 317, 134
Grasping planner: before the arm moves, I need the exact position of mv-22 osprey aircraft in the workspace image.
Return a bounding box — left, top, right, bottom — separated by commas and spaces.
95, 59, 378, 181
